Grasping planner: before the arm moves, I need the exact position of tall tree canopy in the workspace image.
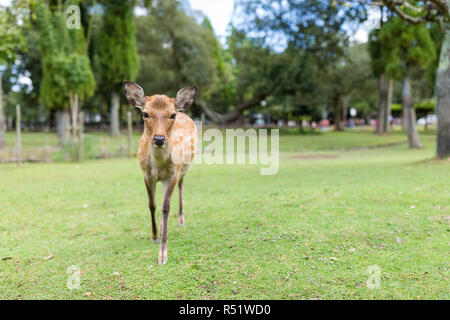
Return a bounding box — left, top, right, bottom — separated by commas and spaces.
135, 0, 219, 101
368, 6, 395, 134
98, 0, 139, 136
320, 42, 373, 130
36, 0, 95, 145
0, 2, 26, 149
197, 0, 368, 125
379, 16, 435, 148
379, 0, 450, 157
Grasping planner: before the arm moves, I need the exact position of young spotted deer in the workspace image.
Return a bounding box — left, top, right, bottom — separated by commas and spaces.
123, 81, 198, 265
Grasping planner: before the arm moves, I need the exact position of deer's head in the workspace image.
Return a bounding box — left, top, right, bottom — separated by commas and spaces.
123, 81, 197, 148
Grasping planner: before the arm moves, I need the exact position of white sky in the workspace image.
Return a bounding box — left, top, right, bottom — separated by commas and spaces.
189, 0, 235, 39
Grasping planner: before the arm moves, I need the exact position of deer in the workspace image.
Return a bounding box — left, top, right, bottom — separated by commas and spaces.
123, 81, 198, 265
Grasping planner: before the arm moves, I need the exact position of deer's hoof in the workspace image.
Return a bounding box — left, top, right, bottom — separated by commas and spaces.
158, 248, 168, 265
177, 216, 185, 227
152, 238, 159, 244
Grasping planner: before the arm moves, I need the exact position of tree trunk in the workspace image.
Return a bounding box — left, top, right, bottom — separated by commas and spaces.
376, 75, 387, 134
16, 104, 21, 165
342, 96, 348, 127
436, 26, 450, 158
110, 91, 120, 136
333, 96, 342, 131
0, 75, 5, 150
401, 110, 407, 131
78, 111, 84, 161
384, 78, 393, 133
321, 104, 328, 121
56, 109, 70, 146
402, 74, 422, 149
69, 93, 79, 143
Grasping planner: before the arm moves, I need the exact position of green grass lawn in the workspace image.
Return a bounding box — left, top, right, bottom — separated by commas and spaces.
0, 130, 448, 299
0, 127, 431, 161
0, 131, 143, 162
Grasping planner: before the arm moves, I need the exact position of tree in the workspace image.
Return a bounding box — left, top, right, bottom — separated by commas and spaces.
135, 0, 220, 103
0, 3, 25, 150
368, 6, 394, 134
200, 27, 279, 125
321, 43, 373, 130
98, 0, 139, 136
36, 1, 96, 147
135, 0, 278, 125
379, 0, 450, 156
379, 16, 435, 148
236, 0, 366, 63
202, 0, 368, 126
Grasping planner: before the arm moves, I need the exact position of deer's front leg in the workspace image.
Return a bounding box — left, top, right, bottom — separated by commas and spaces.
158, 176, 177, 265
144, 177, 158, 244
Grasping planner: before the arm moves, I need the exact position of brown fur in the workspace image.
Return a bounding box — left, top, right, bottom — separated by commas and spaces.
147, 95, 173, 110
123, 83, 197, 266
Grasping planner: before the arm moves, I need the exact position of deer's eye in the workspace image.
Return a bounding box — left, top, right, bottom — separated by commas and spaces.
170, 113, 177, 120
143, 112, 149, 118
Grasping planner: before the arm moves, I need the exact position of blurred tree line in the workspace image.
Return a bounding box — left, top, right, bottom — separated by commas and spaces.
0, 0, 444, 155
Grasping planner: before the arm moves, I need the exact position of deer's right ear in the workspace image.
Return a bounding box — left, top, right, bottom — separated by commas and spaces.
123, 81, 146, 109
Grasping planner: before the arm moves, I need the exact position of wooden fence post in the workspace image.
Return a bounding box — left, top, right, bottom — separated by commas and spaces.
127, 111, 133, 158
16, 104, 21, 166
78, 111, 84, 161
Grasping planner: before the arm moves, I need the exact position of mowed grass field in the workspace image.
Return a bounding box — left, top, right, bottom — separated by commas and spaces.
0, 126, 417, 162
0, 129, 448, 299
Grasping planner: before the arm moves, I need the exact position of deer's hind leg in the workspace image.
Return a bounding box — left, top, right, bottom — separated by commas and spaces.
177, 177, 185, 227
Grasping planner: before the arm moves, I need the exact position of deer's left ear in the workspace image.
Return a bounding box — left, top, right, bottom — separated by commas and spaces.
175, 86, 197, 111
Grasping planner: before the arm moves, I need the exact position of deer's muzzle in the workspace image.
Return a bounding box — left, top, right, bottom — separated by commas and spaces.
153, 135, 166, 147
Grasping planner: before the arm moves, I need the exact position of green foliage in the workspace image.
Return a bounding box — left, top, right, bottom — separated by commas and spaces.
223, 28, 319, 117
368, 28, 385, 77
0, 4, 26, 64
228, 0, 370, 122
17, 26, 42, 110
2, 0, 439, 128
312, 42, 375, 121
391, 103, 402, 116
425, 24, 444, 87
413, 97, 435, 120
353, 101, 370, 113
99, 0, 139, 91
46, 54, 95, 100
379, 17, 436, 80
237, 0, 366, 65
415, 98, 435, 111
414, 98, 435, 120
36, 1, 95, 110
134, 0, 228, 119
226, 28, 274, 98
201, 17, 227, 78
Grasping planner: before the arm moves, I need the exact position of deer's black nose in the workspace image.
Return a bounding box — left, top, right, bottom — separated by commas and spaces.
153, 135, 165, 146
